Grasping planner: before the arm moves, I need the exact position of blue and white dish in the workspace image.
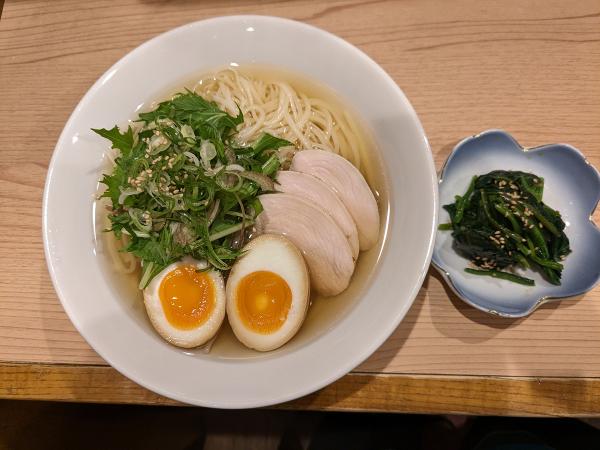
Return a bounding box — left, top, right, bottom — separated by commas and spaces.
432, 129, 600, 317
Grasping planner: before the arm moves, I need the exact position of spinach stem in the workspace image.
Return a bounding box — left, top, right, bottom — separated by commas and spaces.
493, 202, 521, 234
526, 238, 563, 270
529, 203, 561, 237
528, 225, 550, 259
454, 176, 476, 224
464, 268, 535, 286
480, 190, 527, 247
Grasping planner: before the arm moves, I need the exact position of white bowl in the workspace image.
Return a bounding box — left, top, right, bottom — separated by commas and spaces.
43, 16, 437, 408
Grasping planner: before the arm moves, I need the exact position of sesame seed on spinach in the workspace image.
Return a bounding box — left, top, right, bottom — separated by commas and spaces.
439, 170, 571, 286
93, 90, 293, 288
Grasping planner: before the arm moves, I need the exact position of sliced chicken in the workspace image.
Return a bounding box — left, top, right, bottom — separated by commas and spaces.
275, 171, 359, 259
290, 150, 380, 251
255, 193, 355, 297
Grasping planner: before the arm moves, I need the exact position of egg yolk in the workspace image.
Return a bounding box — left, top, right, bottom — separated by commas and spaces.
236, 271, 292, 334
158, 265, 215, 330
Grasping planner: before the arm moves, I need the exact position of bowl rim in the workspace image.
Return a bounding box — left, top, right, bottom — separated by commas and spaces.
42, 15, 438, 407
431, 128, 600, 318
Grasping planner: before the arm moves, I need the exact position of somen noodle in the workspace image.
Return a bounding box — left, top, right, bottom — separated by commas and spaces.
194, 69, 365, 169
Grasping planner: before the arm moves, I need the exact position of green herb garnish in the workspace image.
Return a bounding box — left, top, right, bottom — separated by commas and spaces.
93, 90, 292, 288
439, 170, 571, 286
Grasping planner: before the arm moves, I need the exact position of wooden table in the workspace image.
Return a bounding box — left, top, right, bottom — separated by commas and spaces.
1, 0, 600, 416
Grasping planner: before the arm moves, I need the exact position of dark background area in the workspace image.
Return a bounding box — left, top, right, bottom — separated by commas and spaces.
1, 399, 600, 450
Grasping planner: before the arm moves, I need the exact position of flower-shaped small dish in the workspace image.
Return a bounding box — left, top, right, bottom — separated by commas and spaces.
432, 130, 600, 317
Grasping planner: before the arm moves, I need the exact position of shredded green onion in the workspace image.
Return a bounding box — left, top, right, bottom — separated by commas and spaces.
93, 90, 293, 287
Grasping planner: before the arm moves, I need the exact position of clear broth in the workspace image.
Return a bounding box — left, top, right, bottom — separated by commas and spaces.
95, 65, 390, 359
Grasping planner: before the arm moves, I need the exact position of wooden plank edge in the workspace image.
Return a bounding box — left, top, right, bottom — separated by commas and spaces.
1, 362, 599, 416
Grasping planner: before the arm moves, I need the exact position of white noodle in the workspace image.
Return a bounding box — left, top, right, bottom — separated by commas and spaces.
193, 69, 365, 168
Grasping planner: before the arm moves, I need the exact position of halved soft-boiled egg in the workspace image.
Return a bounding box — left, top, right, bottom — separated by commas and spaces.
226, 234, 310, 352
143, 257, 226, 348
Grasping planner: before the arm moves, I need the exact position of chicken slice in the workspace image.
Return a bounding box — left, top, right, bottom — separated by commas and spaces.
290, 150, 380, 250
275, 170, 359, 260
255, 193, 355, 297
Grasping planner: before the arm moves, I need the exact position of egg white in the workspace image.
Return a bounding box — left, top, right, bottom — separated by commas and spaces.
226, 234, 310, 352
143, 256, 226, 349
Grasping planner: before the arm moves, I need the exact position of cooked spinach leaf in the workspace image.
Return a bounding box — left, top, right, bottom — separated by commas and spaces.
440, 170, 571, 286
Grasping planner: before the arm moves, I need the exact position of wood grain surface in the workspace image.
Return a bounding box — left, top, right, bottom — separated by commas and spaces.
3, 363, 600, 417
1, 0, 600, 414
